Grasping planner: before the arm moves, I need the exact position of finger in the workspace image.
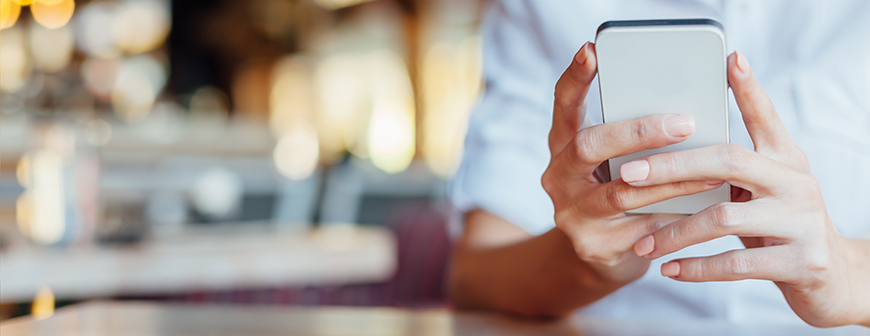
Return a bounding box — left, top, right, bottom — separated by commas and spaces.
609, 213, 687, 250
553, 113, 695, 177
635, 201, 786, 259
581, 180, 724, 218
728, 52, 794, 153
550, 42, 598, 156
660, 246, 797, 283
620, 143, 792, 194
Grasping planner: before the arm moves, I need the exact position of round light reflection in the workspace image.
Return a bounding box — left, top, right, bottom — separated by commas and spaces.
273, 124, 320, 181
1, 0, 21, 29
31, 0, 74, 29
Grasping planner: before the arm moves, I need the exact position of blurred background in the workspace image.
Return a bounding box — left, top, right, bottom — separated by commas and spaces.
0, 0, 482, 319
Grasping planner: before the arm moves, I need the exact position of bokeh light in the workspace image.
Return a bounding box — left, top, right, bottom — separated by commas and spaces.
111, 54, 167, 122
0, 26, 31, 92
269, 56, 313, 137
314, 53, 368, 162
274, 123, 320, 181
31, 0, 74, 29
28, 18, 75, 73
84, 118, 113, 146
112, 0, 170, 54
421, 36, 481, 177
366, 50, 416, 174
31, 286, 55, 320
17, 149, 66, 245
191, 167, 244, 220
75, 1, 121, 58
1, 0, 21, 29
81, 56, 121, 100
313, 0, 374, 10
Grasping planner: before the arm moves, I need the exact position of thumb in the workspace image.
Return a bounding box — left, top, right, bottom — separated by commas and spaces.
550, 42, 598, 157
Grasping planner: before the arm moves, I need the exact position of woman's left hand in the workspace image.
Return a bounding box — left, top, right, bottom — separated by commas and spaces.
625, 51, 870, 327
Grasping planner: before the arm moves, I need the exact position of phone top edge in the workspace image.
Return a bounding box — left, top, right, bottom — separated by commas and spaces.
596, 19, 723, 36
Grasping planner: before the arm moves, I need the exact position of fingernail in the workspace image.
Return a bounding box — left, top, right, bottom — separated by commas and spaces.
664, 114, 695, 138
735, 51, 748, 74
706, 180, 723, 186
620, 160, 650, 183
661, 261, 680, 277
634, 235, 655, 257
576, 42, 589, 65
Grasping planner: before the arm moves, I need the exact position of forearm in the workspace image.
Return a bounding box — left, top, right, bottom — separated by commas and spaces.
449, 228, 628, 317
842, 237, 870, 327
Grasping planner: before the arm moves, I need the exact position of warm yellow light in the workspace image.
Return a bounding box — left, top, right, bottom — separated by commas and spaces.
273, 124, 320, 181
28, 20, 74, 73
112, 0, 170, 54
421, 37, 482, 178
15, 191, 32, 235
111, 55, 166, 122
270, 56, 313, 137
11, 0, 33, 6
0, 26, 31, 92
366, 50, 416, 174
31, 0, 74, 29
31, 286, 55, 320
16, 154, 31, 188
35, 0, 67, 8
312, 0, 374, 10
112, 69, 156, 122
1, 0, 21, 29
313, 53, 368, 162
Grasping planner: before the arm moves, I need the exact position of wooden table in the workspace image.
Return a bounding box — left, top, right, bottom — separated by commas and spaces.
1, 302, 867, 336
0, 225, 395, 303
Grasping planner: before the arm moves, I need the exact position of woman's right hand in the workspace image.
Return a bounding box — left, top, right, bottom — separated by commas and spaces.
542, 42, 724, 283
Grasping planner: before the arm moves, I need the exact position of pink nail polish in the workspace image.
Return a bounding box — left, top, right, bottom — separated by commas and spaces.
634, 235, 655, 257
664, 114, 695, 138
735, 51, 749, 74
620, 160, 650, 183
661, 262, 680, 277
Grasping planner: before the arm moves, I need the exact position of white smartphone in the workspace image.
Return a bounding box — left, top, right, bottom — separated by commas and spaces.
595, 19, 730, 214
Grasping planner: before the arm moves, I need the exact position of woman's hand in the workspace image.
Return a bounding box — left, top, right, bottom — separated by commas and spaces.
630, 52, 870, 327
543, 42, 724, 284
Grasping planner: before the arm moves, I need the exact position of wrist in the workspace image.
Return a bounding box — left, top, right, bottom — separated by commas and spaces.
839, 235, 870, 326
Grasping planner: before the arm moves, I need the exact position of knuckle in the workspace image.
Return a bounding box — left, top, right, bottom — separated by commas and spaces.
722, 144, 752, 174
800, 249, 831, 275
657, 153, 681, 177
683, 260, 703, 279
661, 225, 679, 250
604, 186, 633, 211
709, 203, 741, 230
724, 251, 753, 276
645, 214, 669, 232
630, 119, 651, 143
573, 129, 600, 164
799, 175, 823, 196
541, 169, 556, 195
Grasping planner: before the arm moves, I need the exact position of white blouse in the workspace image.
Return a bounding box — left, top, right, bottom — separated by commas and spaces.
450, 0, 870, 323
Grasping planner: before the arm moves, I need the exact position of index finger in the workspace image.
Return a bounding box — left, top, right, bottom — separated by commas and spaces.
552, 113, 696, 178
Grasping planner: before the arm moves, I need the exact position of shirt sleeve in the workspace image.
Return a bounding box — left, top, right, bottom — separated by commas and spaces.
448, 0, 561, 235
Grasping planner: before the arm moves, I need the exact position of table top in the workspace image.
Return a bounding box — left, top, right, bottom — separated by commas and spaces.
1, 302, 867, 336
0, 224, 395, 303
